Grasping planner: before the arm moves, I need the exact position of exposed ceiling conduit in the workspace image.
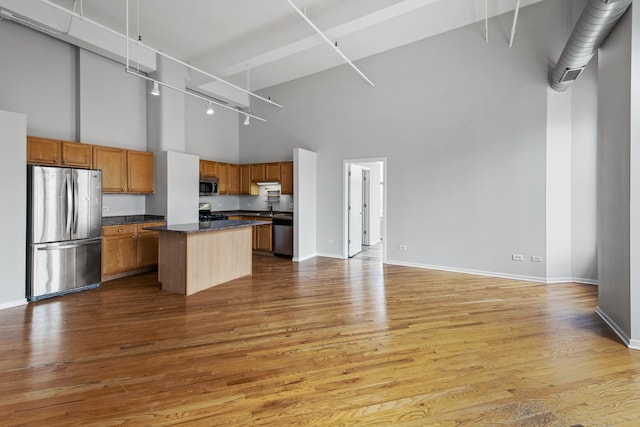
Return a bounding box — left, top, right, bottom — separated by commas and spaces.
550, 0, 631, 92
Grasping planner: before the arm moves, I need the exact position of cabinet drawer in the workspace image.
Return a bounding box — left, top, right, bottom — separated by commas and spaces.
102, 224, 135, 237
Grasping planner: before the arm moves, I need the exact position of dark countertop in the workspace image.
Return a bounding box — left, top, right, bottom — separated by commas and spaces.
213, 210, 293, 220
102, 215, 165, 226
144, 219, 269, 234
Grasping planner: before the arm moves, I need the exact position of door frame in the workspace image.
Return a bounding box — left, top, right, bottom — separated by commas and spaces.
343, 157, 387, 261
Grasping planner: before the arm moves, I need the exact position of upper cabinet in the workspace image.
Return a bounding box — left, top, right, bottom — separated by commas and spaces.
240, 165, 259, 195
200, 160, 218, 179
27, 136, 91, 168
265, 162, 281, 181
228, 164, 240, 195
280, 161, 293, 195
217, 162, 229, 194
250, 163, 265, 182
127, 150, 155, 193
92, 146, 126, 193
93, 145, 154, 194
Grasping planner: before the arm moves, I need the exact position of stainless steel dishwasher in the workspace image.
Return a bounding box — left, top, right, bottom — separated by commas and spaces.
272, 216, 293, 257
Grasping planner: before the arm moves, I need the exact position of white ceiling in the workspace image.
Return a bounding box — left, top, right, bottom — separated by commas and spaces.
2, 0, 545, 104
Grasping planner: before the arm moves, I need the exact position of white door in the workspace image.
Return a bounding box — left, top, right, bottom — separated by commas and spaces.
348, 164, 364, 257
362, 169, 371, 246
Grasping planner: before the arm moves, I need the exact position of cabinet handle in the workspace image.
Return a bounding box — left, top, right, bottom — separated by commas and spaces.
131, 235, 136, 239
53, 159, 58, 163
122, 187, 125, 191
138, 234, 142, 238
62, 160, 67, 165
118, 229, 122, 233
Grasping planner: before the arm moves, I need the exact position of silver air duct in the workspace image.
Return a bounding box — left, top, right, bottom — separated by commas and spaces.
550, 0, 631, 92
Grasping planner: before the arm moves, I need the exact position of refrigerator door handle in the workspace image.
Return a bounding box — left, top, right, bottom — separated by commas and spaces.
34, 237, 102, 251
73, 173, 79, 234
66, 172, 73, 235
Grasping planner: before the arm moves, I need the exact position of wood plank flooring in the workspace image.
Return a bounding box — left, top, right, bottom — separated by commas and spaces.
1, 256, 639, 426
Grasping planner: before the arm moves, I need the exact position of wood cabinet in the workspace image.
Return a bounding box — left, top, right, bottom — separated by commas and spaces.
93, 146, 154, 194
200, 160, 218, 178
265, 162, 281, 181
127, 150, 155, 193
27, 136, 92, 168
93, 146, 127, 193
239, 165, 259, 195
280, 161, 293, 195
254, 223, 273, 251
102, 221, 164, 279
217, 162, 228, 194
250, 163, 265, 181
228, 164, 239, 194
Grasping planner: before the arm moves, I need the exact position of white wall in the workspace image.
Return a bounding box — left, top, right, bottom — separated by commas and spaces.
0, 110, 27, 308
294, 148, 317, 261
241, 2, 568, 280
596, 7, 632, 344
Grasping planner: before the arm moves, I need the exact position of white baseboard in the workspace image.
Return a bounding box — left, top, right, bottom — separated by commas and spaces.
0, 299, 27, 310
316, 252, 344, 259
384, 259, 548, 283
546, 277, 598, 285
595, 307, 639, 349
293, 253, 316, 262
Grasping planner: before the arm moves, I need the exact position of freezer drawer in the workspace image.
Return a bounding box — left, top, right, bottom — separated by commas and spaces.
28, 238, 101, 301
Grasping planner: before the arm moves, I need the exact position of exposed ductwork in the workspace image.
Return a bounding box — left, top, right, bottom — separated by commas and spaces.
550, 0, 632, 92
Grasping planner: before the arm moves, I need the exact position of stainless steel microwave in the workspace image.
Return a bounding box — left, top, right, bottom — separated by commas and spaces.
199, 178, 218, 195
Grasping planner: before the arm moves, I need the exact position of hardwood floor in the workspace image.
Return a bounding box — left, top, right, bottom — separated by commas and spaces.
1, 256, 639, 426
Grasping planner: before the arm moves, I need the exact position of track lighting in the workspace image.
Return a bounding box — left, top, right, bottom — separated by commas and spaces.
150, 81, 160, 96
206, 101, 214, 116
244, 115, 250, 126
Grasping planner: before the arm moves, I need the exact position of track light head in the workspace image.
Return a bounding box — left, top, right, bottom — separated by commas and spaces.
206, 101, 214, 116
150, 81, 160, 96
244, 115, 250, 126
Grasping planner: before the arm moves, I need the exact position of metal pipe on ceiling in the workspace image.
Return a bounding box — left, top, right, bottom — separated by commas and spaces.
550, 0, 631, 92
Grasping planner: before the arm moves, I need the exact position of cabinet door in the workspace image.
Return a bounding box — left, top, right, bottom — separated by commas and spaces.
228, 164, 240, 194
135, 222, 163, 268
218, 163, 229, 194
61, 141, 92, 168
280, 161, 293, 195
203, 160, 218, 178
102, 225, 137, 276
250, 163, 265, 181
265, 163, 281, 181
93, 146, 127, 193
239, 165, 251, 194
27, 136, 61, 166
127, 150, 155, 193
255, 224, 273, 251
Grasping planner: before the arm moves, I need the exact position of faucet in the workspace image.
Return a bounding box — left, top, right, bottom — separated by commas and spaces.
269, 204, 273, 216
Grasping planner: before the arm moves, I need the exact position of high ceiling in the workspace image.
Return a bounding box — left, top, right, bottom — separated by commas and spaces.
2, 0, 545, 104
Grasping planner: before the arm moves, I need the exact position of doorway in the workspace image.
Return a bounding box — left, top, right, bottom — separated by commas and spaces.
343, 158, 386, 261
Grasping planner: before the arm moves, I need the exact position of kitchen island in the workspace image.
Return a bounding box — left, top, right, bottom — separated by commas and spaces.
145, 220, 267, 296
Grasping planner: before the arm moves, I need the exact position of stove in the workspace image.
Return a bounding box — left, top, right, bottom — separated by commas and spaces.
198, 202, 228, 222
199, 212, 228, 221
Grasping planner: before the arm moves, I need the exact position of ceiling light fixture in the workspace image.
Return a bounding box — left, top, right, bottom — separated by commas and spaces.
36, 0, 283, 112
150, 81, 160, 96
206, 101, 214, 115
284, 0, 374, 87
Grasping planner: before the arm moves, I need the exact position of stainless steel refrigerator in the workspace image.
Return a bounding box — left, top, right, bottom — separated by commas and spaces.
27, 165, 102, 301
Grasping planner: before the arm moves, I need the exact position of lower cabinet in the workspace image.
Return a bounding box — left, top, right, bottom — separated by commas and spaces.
102, 221, 164, 279
254, 223, 273, 251
227, 216, 273, 252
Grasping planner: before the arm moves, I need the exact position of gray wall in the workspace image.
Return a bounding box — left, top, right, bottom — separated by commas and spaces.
597, 9, 632, 340
240, 1, 569, 280
0, 20, 76, 140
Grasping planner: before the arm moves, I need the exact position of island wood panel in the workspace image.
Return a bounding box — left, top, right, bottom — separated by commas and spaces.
158, 227, 252, 296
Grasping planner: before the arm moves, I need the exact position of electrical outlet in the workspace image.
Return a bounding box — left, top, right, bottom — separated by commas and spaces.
102, 207, 109, 212
512, 254, 524, 261
399, 245, 408, 251
531, 256, 543, 262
